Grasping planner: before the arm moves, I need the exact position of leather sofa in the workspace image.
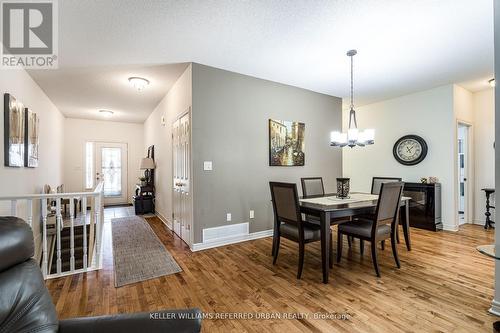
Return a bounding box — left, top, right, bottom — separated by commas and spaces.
0, 217, 202, 333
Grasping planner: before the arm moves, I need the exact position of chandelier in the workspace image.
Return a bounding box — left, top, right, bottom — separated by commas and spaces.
330, 50, 374, 148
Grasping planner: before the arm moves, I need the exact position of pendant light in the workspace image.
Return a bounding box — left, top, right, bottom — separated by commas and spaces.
330, 50, 374, 148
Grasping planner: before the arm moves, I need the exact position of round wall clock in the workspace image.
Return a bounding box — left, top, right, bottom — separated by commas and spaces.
393, 135, 428, 166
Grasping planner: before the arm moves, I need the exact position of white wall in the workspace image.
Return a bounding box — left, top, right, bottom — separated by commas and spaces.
63, 118, 144, 204
473, 88, 495, 225
0, 68, 65, 255
144, 64, 192, 222
342, 85, 457, 230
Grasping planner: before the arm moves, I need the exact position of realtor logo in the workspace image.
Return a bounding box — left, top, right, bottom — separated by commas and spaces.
1, 0, 58, 68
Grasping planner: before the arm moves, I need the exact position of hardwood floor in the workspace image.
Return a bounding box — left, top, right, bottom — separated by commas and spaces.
46, 209, 497, 332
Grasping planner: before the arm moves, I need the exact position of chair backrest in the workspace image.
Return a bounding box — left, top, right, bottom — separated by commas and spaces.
371, 177, 402, 195
269, 182, 302, 226
301, 177, 325, 198
372, 182, 404, 234
43, 184, 51, 194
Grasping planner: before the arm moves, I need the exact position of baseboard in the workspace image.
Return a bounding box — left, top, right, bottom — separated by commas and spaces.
442, 223, 459, 231
490, 299, 500, 317
191, 229, 273, 252
155, 211, 173, 230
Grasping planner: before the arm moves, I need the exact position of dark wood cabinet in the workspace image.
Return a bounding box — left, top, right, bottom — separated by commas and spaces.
403, 182, 442, 231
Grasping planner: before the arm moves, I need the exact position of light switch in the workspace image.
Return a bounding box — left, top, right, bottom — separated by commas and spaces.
226, 213, 232, 222
203, 161, 213, 171
249, 210, 255, 219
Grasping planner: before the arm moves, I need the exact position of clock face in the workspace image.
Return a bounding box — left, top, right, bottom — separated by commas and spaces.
393, 135, 428, 165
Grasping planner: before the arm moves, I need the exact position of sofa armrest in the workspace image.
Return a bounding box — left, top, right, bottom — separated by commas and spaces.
58, 308, 202, 333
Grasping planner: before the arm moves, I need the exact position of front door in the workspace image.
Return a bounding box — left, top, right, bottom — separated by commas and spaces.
172, 110, 192, 245
95, 142, 128, 205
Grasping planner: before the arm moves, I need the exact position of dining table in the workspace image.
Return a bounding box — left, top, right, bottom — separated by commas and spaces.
296, 192, 411, 284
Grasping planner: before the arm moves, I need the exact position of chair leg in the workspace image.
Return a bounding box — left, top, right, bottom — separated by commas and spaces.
371, 241, 381, 277
337, 231, 343, 263
347, 236, 352, 247
396, 226, 400, 244
360, 239, 364, 255
391, 234, 401, 268
381, 240, 385, 250
329, 231, 333, 269
272, 235, 280, 265
297, 242, 305, 279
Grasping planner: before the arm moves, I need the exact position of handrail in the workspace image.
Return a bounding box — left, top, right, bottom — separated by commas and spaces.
0, 182, 104, 200
0, 181, 105, 279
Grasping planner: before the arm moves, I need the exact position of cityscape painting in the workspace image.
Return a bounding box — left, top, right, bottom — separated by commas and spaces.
269, 119, 305, 166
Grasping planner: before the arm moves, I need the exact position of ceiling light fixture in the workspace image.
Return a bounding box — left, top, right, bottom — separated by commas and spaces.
99, 109, 114, 117
128, 77, 150, 91
330, 50, 375, 148
489, 78, 496, 88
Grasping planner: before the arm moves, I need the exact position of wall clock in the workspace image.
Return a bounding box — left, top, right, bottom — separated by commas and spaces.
393, 135, 428, 166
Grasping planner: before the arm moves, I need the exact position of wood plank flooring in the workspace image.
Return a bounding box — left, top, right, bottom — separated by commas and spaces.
46, 209, 498, 332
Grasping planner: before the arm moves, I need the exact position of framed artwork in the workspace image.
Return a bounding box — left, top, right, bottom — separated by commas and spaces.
25, 108, 39, 168
4, 93, 25, 167
269, 119, 305, 166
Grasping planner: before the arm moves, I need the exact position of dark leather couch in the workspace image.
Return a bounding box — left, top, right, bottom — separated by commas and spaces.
0, 217, 202, 333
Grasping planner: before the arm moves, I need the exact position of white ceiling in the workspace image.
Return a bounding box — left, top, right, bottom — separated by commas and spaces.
28, 0, 494, 122
28, 64, 188, 123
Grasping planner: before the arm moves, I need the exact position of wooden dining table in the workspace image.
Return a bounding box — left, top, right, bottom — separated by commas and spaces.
296, 192, 411, 284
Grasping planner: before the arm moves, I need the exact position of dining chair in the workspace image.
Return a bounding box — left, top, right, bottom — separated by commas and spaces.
301, 177, 325, 198
371, 177, 402, 195
270, 182, 333, 279
300, 177, 353, 246
337, 182, 404, 277
369, 177, 403, 249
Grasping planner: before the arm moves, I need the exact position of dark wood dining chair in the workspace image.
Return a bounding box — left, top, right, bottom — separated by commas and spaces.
337, 182, 404, 277
301, 177, 325, 197
371, 177, 402, 195
368, 177, 403, 250
270, 182, 333, 279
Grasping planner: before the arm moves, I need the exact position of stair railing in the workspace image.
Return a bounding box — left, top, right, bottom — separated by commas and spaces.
0, 181, 104, 279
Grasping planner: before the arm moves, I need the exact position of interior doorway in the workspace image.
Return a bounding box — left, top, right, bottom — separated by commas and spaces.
457, 122, 471, 225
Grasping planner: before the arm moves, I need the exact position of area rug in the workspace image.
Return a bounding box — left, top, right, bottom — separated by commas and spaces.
111, 216, 182, 287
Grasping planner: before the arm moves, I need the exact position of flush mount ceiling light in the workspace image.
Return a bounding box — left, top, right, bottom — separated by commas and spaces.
330, 50, 375, 148
99, 109, 114, 117
489, 78, 496, 87
128, 77, 150, 91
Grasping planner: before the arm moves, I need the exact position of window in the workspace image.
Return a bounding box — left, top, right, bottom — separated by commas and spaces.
101, 147, 122, 196
85, 142, 94, 189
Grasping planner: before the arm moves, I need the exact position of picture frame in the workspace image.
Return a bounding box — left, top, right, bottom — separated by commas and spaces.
268, 119, 305, 166
4, 93, 25, 167
24, 108, 39, 168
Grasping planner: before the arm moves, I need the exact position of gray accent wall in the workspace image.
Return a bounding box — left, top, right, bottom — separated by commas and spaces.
191, 63, 343, 244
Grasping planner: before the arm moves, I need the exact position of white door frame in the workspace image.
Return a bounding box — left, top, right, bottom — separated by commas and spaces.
95, 142, 128, 206
455, 120, 474, 226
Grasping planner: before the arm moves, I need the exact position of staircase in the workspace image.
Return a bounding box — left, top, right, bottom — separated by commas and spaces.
49, 224, 91, 275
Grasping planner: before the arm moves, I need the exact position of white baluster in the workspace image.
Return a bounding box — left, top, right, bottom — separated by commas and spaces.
82, 196, 88, 270
11, 200, 17, 216
41, 198, 48, 278
94, 194, 101, 268
56, 198, 62, 274
69, 198, 75, 271
26, 199, 33, 228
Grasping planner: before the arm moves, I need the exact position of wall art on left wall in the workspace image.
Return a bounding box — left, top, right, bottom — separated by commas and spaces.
25, 108, 39, 168
4, 93, 25, 167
